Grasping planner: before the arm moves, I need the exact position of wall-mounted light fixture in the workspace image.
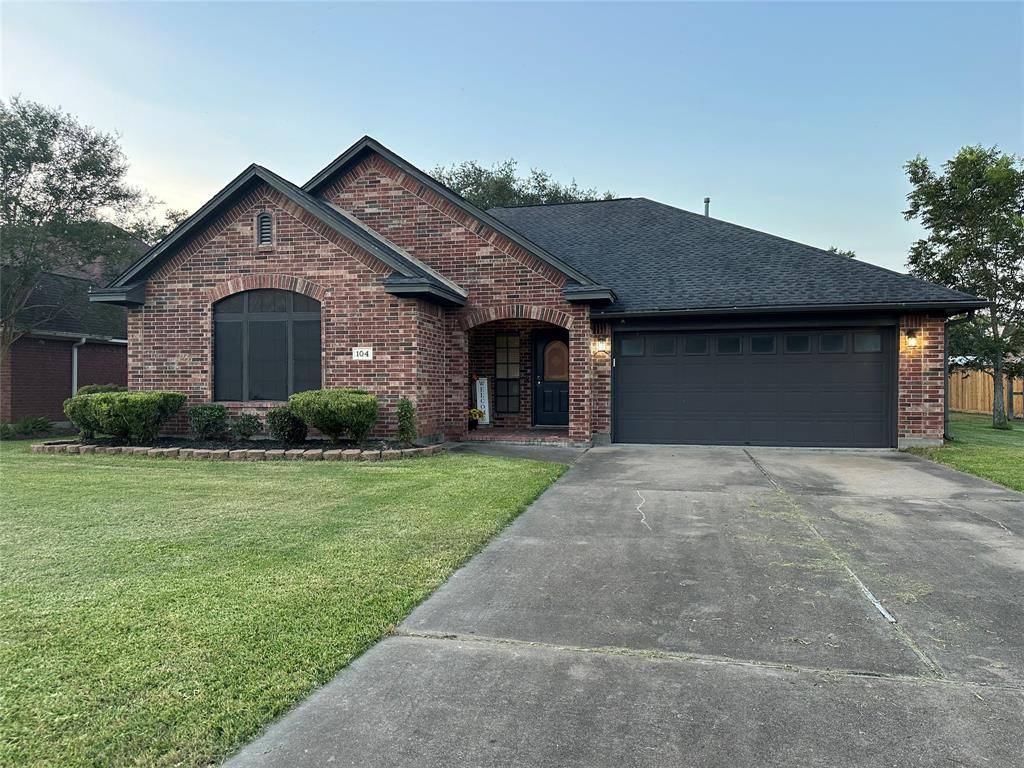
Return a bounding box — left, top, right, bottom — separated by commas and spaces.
906, 329, 919, 348
594, 338, 609, 354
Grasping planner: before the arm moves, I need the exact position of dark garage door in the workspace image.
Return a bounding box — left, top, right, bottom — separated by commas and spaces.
613, 328, 895, 447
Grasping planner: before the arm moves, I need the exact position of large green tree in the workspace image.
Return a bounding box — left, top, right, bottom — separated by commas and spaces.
904, 145, 1024, 428
432, 158, 614, 210
0, 97, 152, 363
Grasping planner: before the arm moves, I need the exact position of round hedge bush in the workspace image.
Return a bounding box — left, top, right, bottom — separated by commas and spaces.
289, 388, 379, 444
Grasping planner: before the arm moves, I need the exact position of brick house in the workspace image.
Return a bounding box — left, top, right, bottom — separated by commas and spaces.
2, 272, 128, 424
91, 137, 985, 448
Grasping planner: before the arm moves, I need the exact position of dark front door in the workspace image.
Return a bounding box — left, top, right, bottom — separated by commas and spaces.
533, 332, 570, 426
613, 328, 896, 447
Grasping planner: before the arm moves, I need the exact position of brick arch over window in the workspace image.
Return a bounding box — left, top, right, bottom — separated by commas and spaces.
206, 273, 328, 304
459, 304, 574, 331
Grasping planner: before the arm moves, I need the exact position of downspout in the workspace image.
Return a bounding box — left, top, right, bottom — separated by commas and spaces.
71, 337, 87, 395
944, 312, 975, 441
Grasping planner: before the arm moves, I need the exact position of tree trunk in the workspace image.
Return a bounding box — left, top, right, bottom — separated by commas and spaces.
992, 348, 1008, 428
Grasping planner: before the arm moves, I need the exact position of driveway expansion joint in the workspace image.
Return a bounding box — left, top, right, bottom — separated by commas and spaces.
742, 449, 946, 679
392, 630, 1023, 693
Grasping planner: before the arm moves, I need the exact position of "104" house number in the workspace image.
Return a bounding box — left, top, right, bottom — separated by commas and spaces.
352, 347, 373, 361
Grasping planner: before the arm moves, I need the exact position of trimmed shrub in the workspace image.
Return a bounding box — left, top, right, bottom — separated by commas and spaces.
64, 395, 103, 438
63, 391, 185, 444
396, 397, 417, 446
189, 404, 230, 440
266, 405, 307, 444
0, 423, 15, 440
14, 416, 52, 437
75, 383, 127, 395
289, 388, 379, 444
230, 413, 262, 440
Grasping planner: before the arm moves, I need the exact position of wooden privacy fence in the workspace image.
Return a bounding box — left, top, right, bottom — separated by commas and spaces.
948, 369, 1022, 416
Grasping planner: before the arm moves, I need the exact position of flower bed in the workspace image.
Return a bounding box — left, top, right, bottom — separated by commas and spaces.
32, 441, 444, 461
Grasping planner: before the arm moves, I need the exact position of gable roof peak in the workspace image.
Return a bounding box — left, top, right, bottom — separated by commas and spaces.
302, 135, 600, 286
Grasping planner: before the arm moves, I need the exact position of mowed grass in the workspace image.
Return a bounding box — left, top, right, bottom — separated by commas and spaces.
907, 412, 1024, 492
0, 442, 565, 767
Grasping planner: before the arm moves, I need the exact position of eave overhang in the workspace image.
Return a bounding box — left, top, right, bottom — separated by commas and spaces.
592, 299, 991, 319
381, 276, 468, 307
563, 284, 616, 305
89, 283, 146, 307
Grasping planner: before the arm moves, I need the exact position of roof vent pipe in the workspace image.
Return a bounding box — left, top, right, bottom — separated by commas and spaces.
704, 197, 711, 217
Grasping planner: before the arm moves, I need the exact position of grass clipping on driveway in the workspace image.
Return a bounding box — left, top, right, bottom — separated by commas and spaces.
907, 412, 1024, 492
0, 442, 564, 767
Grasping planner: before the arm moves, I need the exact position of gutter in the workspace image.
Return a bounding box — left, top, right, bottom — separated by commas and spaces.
593, 300, 991, 319
21, 329, 127, 345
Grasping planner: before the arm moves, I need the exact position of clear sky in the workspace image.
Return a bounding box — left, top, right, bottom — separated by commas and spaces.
2, 1, 1021, 271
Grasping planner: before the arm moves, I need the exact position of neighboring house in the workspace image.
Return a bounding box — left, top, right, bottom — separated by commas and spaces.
90, 136, 986, 448
1, 271, 128, 423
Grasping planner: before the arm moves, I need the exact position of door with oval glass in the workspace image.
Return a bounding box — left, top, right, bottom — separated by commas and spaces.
533, 331, 570, 426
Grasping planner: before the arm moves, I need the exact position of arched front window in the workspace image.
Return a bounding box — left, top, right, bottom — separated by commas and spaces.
213, 289, 321, 401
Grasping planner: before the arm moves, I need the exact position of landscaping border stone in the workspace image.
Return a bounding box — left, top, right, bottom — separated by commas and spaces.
32, 442, 447, 462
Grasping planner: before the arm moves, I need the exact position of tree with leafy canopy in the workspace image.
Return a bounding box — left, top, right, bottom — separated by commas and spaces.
129, 207, 190, 246
0, 96, 154, 365
827, 245, 856, 258
904, 145, 1024, 429
432, 158, 615, 211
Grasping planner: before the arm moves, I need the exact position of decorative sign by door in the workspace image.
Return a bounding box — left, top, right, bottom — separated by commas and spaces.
474, 377, 491, 425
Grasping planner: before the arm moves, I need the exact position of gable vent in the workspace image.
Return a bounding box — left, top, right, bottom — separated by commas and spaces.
257, 213, 273, 245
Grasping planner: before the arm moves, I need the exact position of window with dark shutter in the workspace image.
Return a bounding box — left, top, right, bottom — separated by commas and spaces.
213, 289, 321, 401
494, 333, 520, 413
257, 213, 273, 245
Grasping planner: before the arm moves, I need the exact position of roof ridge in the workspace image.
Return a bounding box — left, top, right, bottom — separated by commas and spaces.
488, 197, 636, 211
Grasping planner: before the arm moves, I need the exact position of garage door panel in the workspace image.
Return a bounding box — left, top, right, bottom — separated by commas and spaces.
614, 329, 894, 447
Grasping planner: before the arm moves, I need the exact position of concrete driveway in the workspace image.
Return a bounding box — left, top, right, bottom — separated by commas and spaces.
227, 446, 1023, 767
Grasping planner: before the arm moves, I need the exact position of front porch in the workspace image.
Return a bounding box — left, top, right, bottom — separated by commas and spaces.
463, 426, 575, 445
466, 317, 572, 434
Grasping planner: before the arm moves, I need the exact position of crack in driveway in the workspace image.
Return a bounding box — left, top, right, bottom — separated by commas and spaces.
743, 449, 946, 679
393, 629, 1023, 694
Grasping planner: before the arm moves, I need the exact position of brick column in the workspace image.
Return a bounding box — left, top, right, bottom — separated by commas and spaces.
897, 314, 946, 448
591, 321, 612, 444
445, 316, 468, 441
568, 307, 593, 444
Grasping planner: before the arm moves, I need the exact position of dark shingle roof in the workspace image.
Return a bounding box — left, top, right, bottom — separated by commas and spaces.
489, 198, 985, 315
15, 271, 127, 339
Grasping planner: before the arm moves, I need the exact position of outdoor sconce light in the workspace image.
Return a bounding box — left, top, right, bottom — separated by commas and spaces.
906, 329, 919, 348
595, 338, 609, 354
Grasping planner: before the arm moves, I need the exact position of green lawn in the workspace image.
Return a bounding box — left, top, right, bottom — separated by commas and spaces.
907, 412, 1024, 492
0, 442, 564, 767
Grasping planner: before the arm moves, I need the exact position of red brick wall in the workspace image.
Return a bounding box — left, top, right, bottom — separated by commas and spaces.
1, 339, 126, 423
6, 337, 71, 422
77, 342, 127, 391
413, 302, 446, 440
128, 184, 428, 438
898, 314, 946, 446
323, 156, 593, 442
0, 347, 12, 423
